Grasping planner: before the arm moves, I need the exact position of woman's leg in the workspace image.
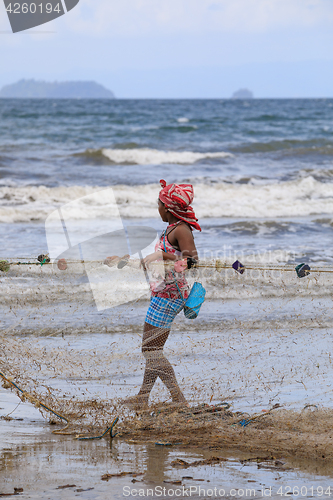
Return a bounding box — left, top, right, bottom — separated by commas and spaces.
137, 322, 186, 404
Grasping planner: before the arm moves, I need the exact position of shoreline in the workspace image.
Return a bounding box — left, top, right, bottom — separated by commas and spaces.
2, 389, 333, 499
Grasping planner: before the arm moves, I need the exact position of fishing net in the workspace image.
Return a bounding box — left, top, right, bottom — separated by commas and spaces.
2, 243, 333, 459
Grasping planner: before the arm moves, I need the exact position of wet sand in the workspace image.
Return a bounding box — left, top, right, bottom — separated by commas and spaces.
2, 388, 333, 500
2, 289, 333, 499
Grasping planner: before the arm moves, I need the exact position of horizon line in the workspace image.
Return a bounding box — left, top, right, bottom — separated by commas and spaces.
0, 96, 333, 100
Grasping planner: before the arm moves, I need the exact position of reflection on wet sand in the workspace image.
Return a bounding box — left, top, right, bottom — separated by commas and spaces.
2, 389, 333, 500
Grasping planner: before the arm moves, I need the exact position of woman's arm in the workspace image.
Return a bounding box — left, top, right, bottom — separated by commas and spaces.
173, 224, 198, 260
142, 224, 198, 268
142, 250, 177, 267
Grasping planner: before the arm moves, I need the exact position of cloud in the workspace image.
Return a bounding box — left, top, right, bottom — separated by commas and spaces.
61, 0, 333, 37
0, 3, 10, 29
1, 0, 332, 41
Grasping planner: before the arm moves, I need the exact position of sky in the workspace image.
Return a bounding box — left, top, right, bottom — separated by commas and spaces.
1, 0, 333, 98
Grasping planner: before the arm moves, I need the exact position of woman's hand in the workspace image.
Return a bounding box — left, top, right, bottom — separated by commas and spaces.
141, 251, 163, 270
174, 259, 187, 272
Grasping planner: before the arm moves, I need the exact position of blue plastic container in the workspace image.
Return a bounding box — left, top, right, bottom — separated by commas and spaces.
184, 282, 206, 319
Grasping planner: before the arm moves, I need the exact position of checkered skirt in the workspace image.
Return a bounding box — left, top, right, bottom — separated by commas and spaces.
145, 296, 184, 329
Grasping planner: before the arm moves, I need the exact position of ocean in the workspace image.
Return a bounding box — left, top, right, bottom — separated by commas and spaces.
1, 98, 333, 263
2, 99, 333, 496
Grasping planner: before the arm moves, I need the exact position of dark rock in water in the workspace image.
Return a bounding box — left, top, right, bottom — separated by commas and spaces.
232, 88, 254, 99
0, 79, 115, 99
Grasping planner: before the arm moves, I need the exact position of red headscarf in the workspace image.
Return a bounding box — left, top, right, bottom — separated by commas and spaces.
159, 179, 201, 231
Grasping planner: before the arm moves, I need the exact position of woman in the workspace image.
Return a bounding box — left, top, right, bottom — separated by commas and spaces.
124, 179, 201, 410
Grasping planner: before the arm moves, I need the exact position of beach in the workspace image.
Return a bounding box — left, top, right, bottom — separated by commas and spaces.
2, 385, 333, 500
2, 98, 333, 496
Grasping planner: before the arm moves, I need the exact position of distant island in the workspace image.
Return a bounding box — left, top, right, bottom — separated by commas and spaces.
0, 79, 115, 99
232, 89, 254, 99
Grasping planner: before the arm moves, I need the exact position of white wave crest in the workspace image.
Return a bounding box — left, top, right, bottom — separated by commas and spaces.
100, 148, 232, 165
1, 176, 333, 223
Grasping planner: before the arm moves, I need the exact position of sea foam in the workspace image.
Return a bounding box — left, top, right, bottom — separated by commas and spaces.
1, 176, 333, 223
99, 148, 233, 165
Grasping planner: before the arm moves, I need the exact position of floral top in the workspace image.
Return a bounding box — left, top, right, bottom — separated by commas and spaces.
150, 222, 189, 300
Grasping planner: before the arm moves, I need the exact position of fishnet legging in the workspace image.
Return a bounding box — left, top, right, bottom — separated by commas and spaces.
137, 322, 186, 404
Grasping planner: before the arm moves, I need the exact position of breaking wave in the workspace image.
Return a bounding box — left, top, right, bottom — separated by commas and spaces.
1, 176, 333, 223
81, 148, 233, 165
